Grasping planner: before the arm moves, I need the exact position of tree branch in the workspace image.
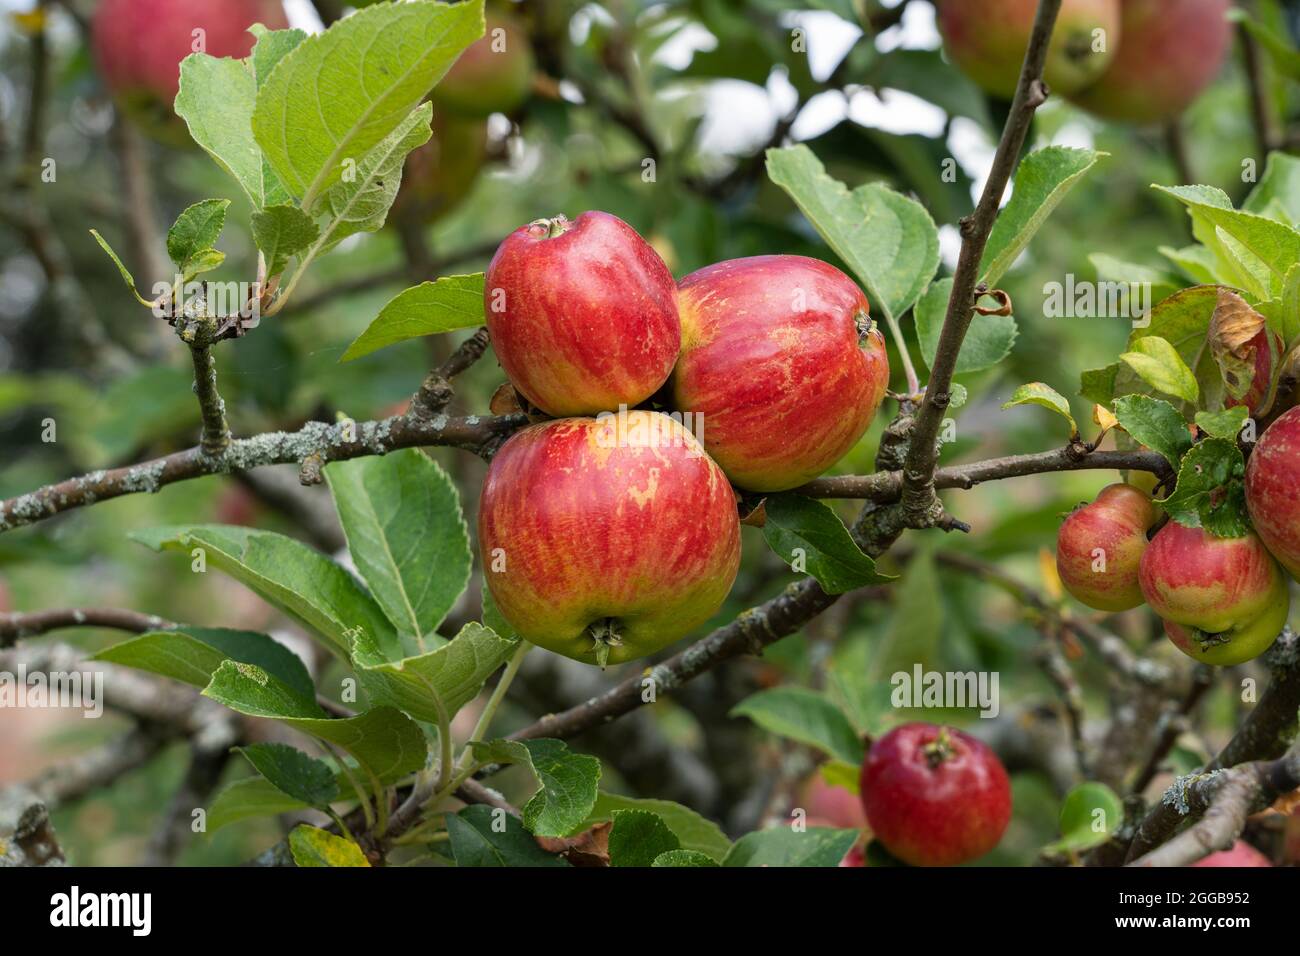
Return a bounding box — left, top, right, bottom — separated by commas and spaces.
0, 606, 169, 648
897, 0, 1063, 528
189, 342, 232, 457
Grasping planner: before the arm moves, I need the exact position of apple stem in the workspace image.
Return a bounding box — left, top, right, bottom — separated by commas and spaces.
588, 617, 623, 670
528, 215, 570, 239
921, 727, 956, 768
853, 309, 874, 342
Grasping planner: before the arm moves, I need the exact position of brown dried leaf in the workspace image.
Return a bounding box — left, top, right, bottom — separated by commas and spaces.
536, 821, 611, 867
1209, 288, 1268, 402
489, 382, 525, 416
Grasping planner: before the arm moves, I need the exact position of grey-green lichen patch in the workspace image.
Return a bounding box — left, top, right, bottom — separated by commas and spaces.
118, 460, 168, 495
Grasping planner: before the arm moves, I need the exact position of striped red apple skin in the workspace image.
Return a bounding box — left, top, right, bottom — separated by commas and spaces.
1246, 406, 1300, 580
1139, 522, 1289, 666
670, 255, 889, 492
478, 411, 740, 665
484, 211, 680, 417
1055, 483, 1156, 612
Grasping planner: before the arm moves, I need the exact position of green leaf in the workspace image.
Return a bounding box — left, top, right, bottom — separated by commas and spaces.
760, 494, 893, 595
1245, 154, 1300, 225
89, 229, 153, 306
208, 776, 310, 833
181, 248, 226, 282
653, 849, 719, 867
1001, 382, 1078, 438
723, 827, 859, 867
325, 449, 470, 646
1046, 782, 1122, 854
579, 793, 731, 861
175, 54, 275, 209
468, 739, 601, 838
342, 274, 486, 361
252, 0, 484, 208
235, 743, 339, 809
314, 102, 434, 253
289, 825, 370, 867
765, 144, 939, 322
131, 524, 399, 663
1194, 406, 1249, 440
204, 660, 427, 784
981, 147, 1105, 286
607, 809, 681, 867
1160, 244, 1221, 285
1256, 262, 1300, 347
1080, 363, 1120, 407
1155, 184, 1300, 295
818, 759, 860, 795
250, 26, 308, 89
481, 584, 516, 642
1111, 395, 1193, 470
1088, 253, 1181, 308
915, 276, 1017, 374
1119, 336, 1200, 404
1160, 438, 1250, 538
166, 199, 229, 274
446, 805, 568, 867
251, 202, 319, 276
730, 686, 864, 765
350, 622, 518, 724
93, 626, 314, 700
1113, 286, 1223, 409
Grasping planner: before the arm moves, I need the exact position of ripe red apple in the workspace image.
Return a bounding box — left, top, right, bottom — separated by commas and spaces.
1191, 841, 1273, 867
392, 110, 487, 224
92, 0, 288, 142
936, 0, 1120, 99
478, 411, 740, 666
1139, 522, 1289, 666
1246, 406, 1300, 580
432, 12, 534, 117
485, 211, 681, 417
1056, 483, 1157, 612
859, 723, 1012, 867
670, 256, 889, 492
1068, 0, 1232, 123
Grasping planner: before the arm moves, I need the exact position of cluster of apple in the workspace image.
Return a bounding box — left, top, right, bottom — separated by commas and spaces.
477, 211, 891, 666
802, 721, 1012, 867
1057, 407, 1300, 667
937, 0, 1232, 124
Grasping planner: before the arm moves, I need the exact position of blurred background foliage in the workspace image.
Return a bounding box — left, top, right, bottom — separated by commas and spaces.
0, 0, 1296, 865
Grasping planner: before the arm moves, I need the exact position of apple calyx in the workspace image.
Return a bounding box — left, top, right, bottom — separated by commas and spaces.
1188, 626, 1232, 651
853, 309, 874, 342
921, 727, 956, 768
527, 215, 571, 239
587, 618, 624, 670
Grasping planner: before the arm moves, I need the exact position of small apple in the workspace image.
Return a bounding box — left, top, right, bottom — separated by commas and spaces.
1067, 0, 1232, 124
1056, 483, 1157, 612
478, 411, 740, 666
859, 723, 1012, 867
798, 772, 867, 831
484, 211, 681, 418
1191, 841, 1273, 867
1246, 406, 1300, 580
92, 0, 289, 143
391, 110, 487, 225
432, 12, 535, 117
936, 0, 1120, 99
670, 255, 889, 492
1139, 522, 1289, 666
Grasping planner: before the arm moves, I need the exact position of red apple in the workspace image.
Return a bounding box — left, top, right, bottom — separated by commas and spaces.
936, 0, 1120, 99
432, 12, 535, 117
1246, 406, 1300, 580
799, 772, 867, 831
392, 110, 487, 225
478, 411, 740, 666
485, 211, 681, 418
92, 0, 288, 142
670, 256, 889, 492
1067, 0, 1232, 123
1224, 326, 1283, 417
1056, 483, 1157, 612
859, 723, 1012, 867
1191, 841, 1273, 867
1139, 522, 1289, 666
